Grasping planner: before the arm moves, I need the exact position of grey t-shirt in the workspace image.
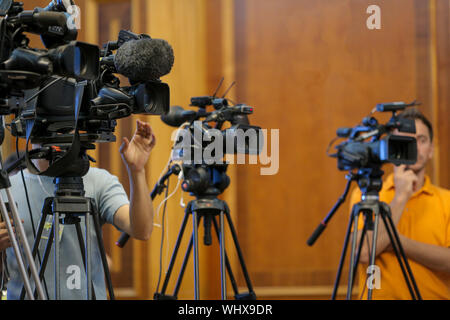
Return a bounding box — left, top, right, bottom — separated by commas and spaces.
3, 167, 129, 300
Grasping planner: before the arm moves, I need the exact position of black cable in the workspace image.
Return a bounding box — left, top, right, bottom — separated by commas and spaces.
25, 76, 66, 104
16, 137, 36, 238
155, 174, 170, 294
0, 18, 6, 63
16, 137, 49, 298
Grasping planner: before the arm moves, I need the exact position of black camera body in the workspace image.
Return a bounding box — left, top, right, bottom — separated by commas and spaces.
332, 102, 419, 171
164, 96, 263, 165
0, 2, 172, 177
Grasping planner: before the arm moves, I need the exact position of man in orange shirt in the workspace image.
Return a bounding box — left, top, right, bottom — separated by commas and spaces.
350, 108, 450, 300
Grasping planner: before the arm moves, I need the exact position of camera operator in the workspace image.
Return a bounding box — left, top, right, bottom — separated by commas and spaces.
350, 108, 450, 299
0, 119, 156, 300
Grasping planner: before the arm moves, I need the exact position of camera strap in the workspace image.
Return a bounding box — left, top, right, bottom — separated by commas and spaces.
24, 80, 88, 177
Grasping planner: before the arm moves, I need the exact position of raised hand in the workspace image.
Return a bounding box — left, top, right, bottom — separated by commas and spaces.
119, 120, 156, 173
393, 164, 419, 202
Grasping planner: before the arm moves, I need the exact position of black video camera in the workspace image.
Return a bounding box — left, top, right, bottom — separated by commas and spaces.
330, 101, 419, 171
0, 1, 173, 177
162, 95, 263, 164
161, 92, 263, 196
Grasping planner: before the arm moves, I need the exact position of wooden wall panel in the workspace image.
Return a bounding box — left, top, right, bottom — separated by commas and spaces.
233, 0, 447, 298
144, 0, 227, 300
93, 0, 136, 296
436, 0, 450, 189
3, 0, 448, 300
7, 0, 231, 300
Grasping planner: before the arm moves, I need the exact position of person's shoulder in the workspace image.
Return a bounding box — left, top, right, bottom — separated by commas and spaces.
430, 184, 450, 213
431, 183, 450, 197
85, 167, 121, 186
8, 170, 37, 187
86, 167, 113, 177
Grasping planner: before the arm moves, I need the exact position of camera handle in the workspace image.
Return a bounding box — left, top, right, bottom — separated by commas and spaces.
307, 173, 356, 246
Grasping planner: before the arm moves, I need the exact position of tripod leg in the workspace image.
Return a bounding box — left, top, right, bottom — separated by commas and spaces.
85, 214, 92, 300
28, 199, 52, 298
54, 212, 61, 300
157, 210, 190, 296
29, 209, 47, 261
74, 222, 97, 300
172, 215, 203, 298
218, 211, 227, 300
212, 215, 240, 297
19, 209, 48, 300
32, 224, 54, 300
3, 190, 46, 300
367, 209, 380, 300
192, 210, 200, 300
351, 220, 368, 292
91, 207, 115, 300
331, 211, 354, 299
224, 210, 255, 296
0, 201, 34, 300
346, 212, 360, 300
172, 233, 194, 297
381, 210, 421, 300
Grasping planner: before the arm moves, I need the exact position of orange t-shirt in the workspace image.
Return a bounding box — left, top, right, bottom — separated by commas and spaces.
349, 174, 450, 300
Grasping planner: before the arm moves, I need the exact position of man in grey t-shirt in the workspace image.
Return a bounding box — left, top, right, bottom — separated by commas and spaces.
0, 120, 156, 300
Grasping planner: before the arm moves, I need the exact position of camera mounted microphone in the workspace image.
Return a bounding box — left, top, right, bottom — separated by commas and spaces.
103, 29, 150, 52
114, 37, 174, 83
15, 6, 78, 48
17, 10, 70, 34
160, 106, 197, 127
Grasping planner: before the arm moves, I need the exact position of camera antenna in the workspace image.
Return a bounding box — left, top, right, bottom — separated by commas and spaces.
212, 77, 224, 99
221, 80, 236, 99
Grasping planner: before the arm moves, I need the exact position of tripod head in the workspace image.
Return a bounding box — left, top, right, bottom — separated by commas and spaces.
180, 163, 230, 199
353, 167, 384, 199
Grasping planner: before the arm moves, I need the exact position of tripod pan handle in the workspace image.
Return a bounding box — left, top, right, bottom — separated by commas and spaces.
115, 232, 130, 248
307, 222, 326, 246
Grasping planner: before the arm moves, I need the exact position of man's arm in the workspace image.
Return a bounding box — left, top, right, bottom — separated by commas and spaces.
113, 120, 156, 241
358, 195, 409, 264
398, 235, 450, 273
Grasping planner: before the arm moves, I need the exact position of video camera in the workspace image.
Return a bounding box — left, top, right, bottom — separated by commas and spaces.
330, 101, 419, 171
160, 91, 263, 196
163, 96, 263, 160
0, 1, 173, 177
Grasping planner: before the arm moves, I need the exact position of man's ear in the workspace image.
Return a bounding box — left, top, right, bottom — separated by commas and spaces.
428, 141, 434, 161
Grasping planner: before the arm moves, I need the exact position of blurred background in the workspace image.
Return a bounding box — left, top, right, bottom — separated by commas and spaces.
5, 0, 449, 299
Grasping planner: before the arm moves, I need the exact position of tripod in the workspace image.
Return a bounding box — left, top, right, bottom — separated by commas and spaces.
308, 168, 422, 300
19, 176, 115, 300
0, 120, 46, 300
0, 159, 46, 300
153, 164, 256, 300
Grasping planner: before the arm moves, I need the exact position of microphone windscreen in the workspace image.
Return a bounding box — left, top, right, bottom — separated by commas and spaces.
114, 38, 174, 83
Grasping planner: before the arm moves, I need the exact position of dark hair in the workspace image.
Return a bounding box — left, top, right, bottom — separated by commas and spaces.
398, 108, 433, 142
